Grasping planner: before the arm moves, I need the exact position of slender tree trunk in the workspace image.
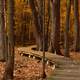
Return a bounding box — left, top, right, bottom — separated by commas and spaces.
74, 0, 80, 52
42, 0, 46, 78
53, 0, 61, 55
3, 0, 8, 61
0, 0, 6, 61
38, 0, 44, 50
64, 0, 71, 57
3, 0, 15, 79
45, 0, 50, 51
49, 0, 56, 52
21, 23, 26, 46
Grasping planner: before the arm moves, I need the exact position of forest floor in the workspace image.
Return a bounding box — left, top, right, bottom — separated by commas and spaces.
0, 48, 53, 80
60, 49, 80, 61
0, 46, 80, 80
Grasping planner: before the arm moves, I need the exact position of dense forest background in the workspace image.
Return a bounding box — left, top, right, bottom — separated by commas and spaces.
14, 0, 80, 53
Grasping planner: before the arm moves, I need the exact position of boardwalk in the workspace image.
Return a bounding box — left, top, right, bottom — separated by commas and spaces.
17, 45, 80, 80
48, 57, 80, 80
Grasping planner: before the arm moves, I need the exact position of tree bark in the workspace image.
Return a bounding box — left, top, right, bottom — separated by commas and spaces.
52, 0, 62, 55
64, 0, 71, 57
0, 0, 6, 61
48, 0, 56, 52
3, 0, 15, 79
74, 0, 80, 52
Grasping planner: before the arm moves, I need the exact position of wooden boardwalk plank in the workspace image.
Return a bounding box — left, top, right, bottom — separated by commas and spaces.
17, 45, 80, 80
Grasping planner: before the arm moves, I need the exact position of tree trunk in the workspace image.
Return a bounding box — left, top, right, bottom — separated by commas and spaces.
3, 0, 15, 79
64, 0, 71, 57
53, 0, 62, 55
48, 0, 56, 52
74, 0, 80, 52
45, 0, 50, 51
42, 0, 46, 78
0, 0, 6, 61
